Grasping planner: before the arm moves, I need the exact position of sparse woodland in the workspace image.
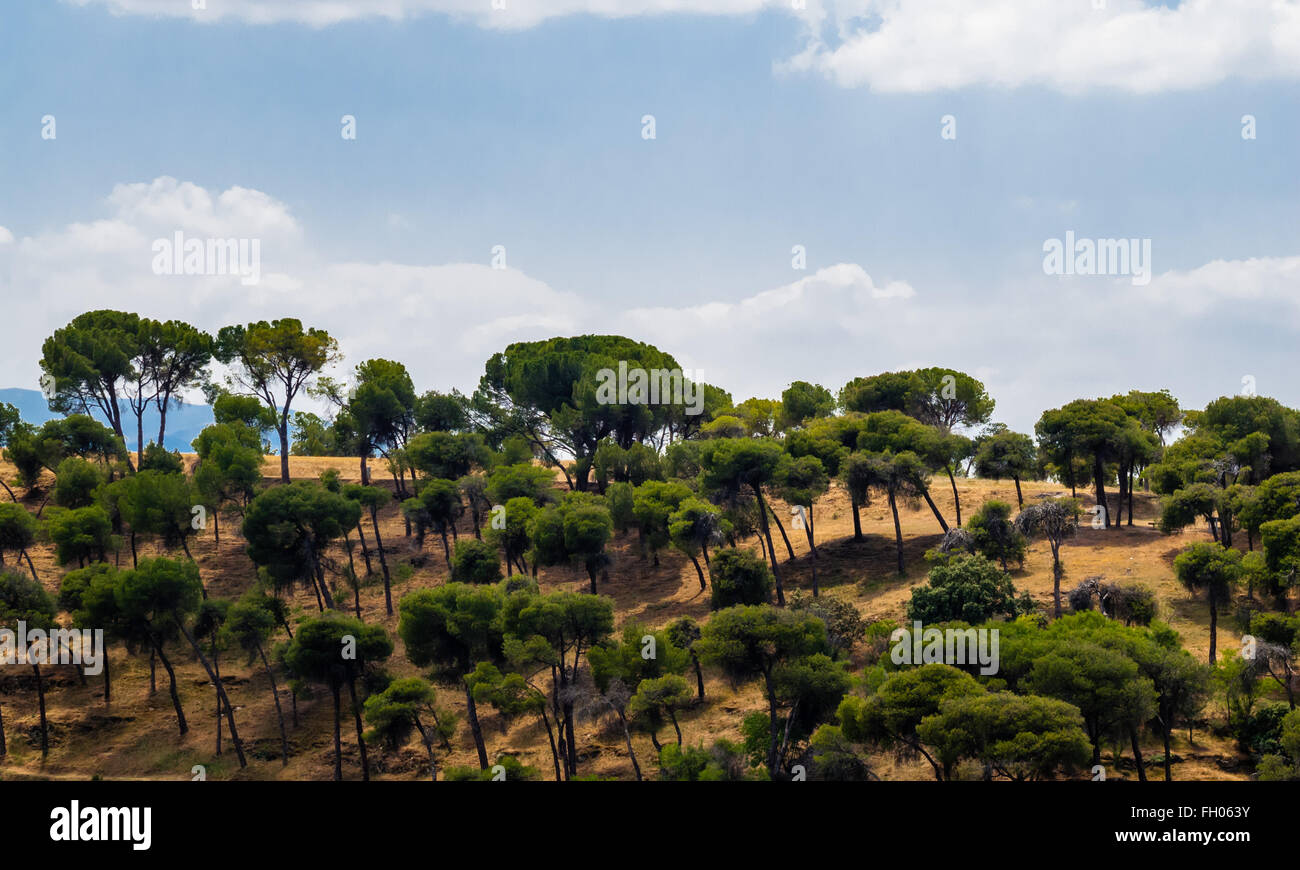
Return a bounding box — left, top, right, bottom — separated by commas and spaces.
1, 313, 1297, 782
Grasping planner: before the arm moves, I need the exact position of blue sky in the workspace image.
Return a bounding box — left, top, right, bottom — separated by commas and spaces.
2, 0, 1298, 434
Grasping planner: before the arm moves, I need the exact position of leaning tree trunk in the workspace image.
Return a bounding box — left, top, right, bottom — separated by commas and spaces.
918, 484, 950, 533
888, 489, 905, 575
753, 487, 785, 606
1129, 726, 1147, 782
154, 640, 188, 734
615, 707, 642, 782
330, 678, 343, 781
767, 504, 796, 561
945, 466, 963, 526
256, 641, 290, 766
464, 678, 490, 770
175, 617, 247, 768
346, 670, 370, 782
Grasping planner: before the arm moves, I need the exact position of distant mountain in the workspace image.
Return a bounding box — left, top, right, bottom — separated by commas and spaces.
0, 388, 215, 453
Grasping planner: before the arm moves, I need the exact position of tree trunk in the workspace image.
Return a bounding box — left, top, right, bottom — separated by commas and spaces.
1052, 542, 1063, 618
1129, 725, 1147, 782
768, 504, 796, 561
1162, 724, 1173, 782
615, 708, 642, 781
691, 653, 705, 700
346, 672, 369, 782
919, 484, 950, 532
888, 489, 905, 575
278, 419, 291, 484
175, 617, 246, 768
33, 663, 48, 757
356, 521, 374, 576
804, 520, 820, 597
753, 487, 784, 606
464, 678, 490, 769
541, 708, 562, 782
851, 495, 863, 541
370, 506, 392, 615
945, 466, 963, 526
688, 553, 706, 591
256, 641, 290, 766
1093, 455, 1108, 529
1013, 476, 1023, 509
154, 641, 188, 734
1208, 589, 1218, 663
330, 679, 343, 781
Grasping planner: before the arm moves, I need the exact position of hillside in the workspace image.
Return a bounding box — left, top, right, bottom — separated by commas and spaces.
0, 455, 1256, 782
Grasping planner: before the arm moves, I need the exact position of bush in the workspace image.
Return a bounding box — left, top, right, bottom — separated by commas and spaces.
907, 553, 1032, 624
967, 500, 1026, 571
709, 547, 772, 609
450, 538, 503, 584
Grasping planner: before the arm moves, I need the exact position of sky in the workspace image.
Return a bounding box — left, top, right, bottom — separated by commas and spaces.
1, 0, 1297, 435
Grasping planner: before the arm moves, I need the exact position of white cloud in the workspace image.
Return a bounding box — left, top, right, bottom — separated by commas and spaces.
64, 0, 1300, 92
4, 177, 1298, 435
0, 227, 13, 244
67, 0, 783, 30
784, 0, 1300, 94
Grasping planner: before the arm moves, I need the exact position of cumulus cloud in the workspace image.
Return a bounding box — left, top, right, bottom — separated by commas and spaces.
65, 0, 1300, 92
784, 0, 1300, 94
3, 177, 1297, 434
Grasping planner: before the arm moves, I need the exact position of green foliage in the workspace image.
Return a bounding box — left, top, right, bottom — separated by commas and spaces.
708, 547, 773, 609
657, 740, 756, 781
967, 500, 1026, 570
907, 554, 1032, 624
46, 505, 113, 565
451, 538, 504, 584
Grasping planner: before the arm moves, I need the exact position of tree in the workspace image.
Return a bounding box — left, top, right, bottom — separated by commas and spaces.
915, 691, 1091, 781
588, 624, 691, 780
364, 677, 456, 781
451, 538, 503, 584
215, 319, 341, 483
221, 591, 291, 766
0, 568, 58, 757
117, 557, 247, 766
399, 583, 506, 770
1015, 498, 1080, 617
46, 505, 113, 567
138, 318, 213, 451
1036, 399, 1132, 529
414, 389, 471, 434
630, 480, 692, 567
696, 604, 829, 777
530, 494, 613, 594
107, 470, 202, 565
242, 481, 361, 611
281, 612, 392, 780
667, 497, 730, 591
967, 499, 1026, 571
907, 553, 1031, 624
477, 335, 688, 489
779, 381, 835, 429
838, 663, 983, 781
852, 450, 931, 574
629, 675, 694, 750
708, 547, 773, 609
343, 484, 393, 614
40, 310, 139, 456
341, 358, 416, 488
192, 422, 263, 544
700, 438, 790, 603
405, 478, 464, 567
501, 587, 614, 778
0, 503, 40, 581
1173, 542, 1243, 662
975, 429, 1038, 508
773, 454, 830, 595
666, 616, 706, 700
485, 496, 538, 577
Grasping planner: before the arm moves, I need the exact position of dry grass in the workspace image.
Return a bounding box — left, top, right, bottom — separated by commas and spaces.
0, 455, 1276, 781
